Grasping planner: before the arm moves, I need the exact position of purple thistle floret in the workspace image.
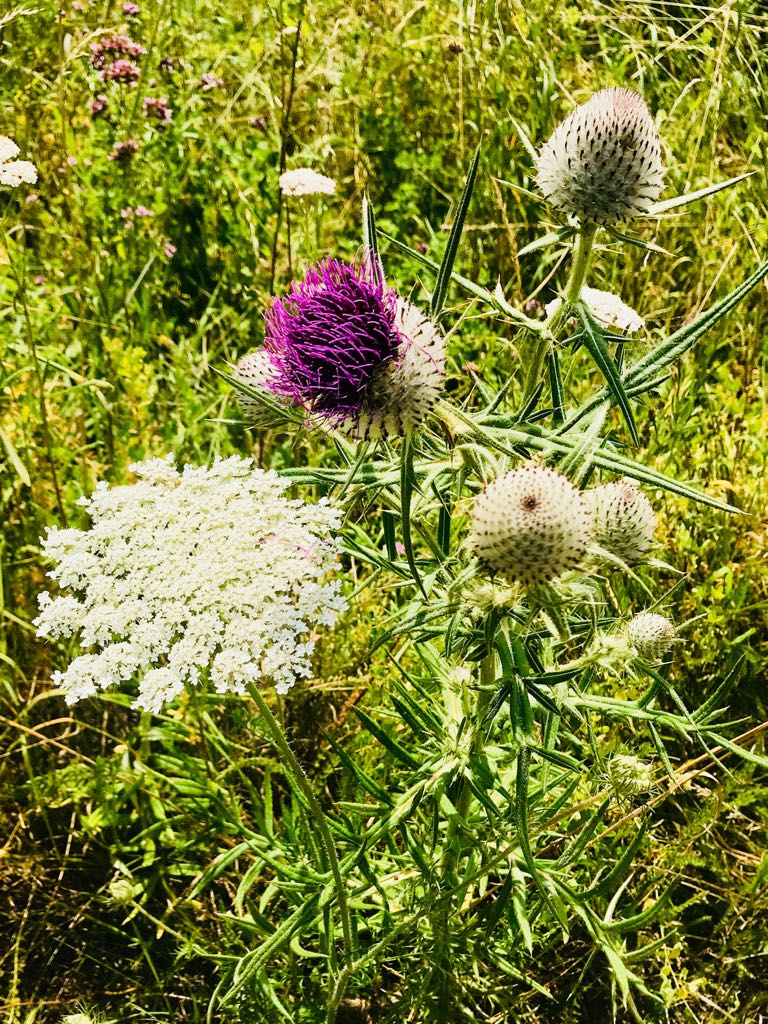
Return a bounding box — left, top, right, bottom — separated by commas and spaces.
264, 256, 400, 420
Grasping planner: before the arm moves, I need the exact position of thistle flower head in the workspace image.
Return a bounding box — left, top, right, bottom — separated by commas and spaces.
233, 351, 293, 429
35, 456, 347, 712
279, 168, 336, 197
536, 88, 664, 224
585, 477, 656, 564
342, 298, 445, 438
627, 612, 676, 661
605, 753, 656, 797
469, 464, 592, 586
0, 135, 37, 188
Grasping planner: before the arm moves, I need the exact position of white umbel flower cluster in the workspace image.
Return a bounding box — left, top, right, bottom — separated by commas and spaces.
279, 167, 336, 197
233, 351, 293, 429
469, 464, 592, 586
35, 456, 347, 712
536, 88, 664, 224
346, 298, 445, 439
545, 286, 645, 335
627, 612, 676, 661
0, 135, 37, 188
585, 477, 656, 564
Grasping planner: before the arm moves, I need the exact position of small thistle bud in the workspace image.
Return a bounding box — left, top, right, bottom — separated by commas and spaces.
585, 477, 656, 564
627, 612, 675, 661
347, 298, 445, 439
536, 88, 664, 224
605, 753, 655, 797
545, 287, 644, 335
469, 464, 592, 586
233, 351, 292, 428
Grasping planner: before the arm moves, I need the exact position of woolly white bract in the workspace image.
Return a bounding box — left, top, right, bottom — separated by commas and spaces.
0, 134, 37, 188
35, 455, 347, 712
279, 168, 336, 197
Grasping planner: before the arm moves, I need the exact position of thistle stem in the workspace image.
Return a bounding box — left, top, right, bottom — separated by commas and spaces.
520, 224, 597, 410
434, 651, 496, 1015
247, 684, 354, 985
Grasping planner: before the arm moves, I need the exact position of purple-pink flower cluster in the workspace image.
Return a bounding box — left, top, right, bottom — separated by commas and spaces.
263, 256, 400, 420
90, 35, 146, 83
142, 96, 172, 128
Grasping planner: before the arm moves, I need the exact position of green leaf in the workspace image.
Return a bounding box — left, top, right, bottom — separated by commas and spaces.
400, 435, 427, 597
362, 191, 383, 283
431, 144, 481, 320
518, 226, 575, 257
646, 171, 753, 216
0, 424, 30, 486
352, 707, 421, 770
580, 823, 648, 901
576, 302, 639, 445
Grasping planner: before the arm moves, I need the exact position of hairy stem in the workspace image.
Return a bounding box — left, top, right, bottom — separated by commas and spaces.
435, 650, 496, 1016
247, 685, 354, 990
520, 224, 597, 410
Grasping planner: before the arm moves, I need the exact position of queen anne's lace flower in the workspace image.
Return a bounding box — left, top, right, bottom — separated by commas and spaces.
536, 88, 664, 224
279, 168, 336, 197
469, 464, 592, 586
0, 135, 37, 188
35, 456, 347, 713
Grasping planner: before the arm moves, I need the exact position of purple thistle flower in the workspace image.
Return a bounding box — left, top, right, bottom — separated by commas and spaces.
264, 256, 400, 421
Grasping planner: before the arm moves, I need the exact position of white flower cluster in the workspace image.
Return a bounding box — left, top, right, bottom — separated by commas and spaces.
279, 167, 336, 197
545, 286, 645, 335
0, 135, 37, 188
35, 455, 347, 712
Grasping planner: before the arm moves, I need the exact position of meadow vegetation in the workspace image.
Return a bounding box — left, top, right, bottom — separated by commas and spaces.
1, 1, 768, 1022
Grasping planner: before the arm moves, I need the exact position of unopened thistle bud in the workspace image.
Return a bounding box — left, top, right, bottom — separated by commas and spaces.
469, 464, 591, 586
536, 88, 664, 224
605, 753, 655, 797
627, 612, 675, 661
585, 477, 656, 564
233, 351, 292, 429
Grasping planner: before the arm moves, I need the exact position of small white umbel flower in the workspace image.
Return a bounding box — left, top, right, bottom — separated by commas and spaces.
233, 351, 293, 429
627, 612, 676, 661
585, 477, 656, 564
545, 286, 645, 335
469, 464, 592, 586
346, 298, 445, 439
536, 88, 664, 224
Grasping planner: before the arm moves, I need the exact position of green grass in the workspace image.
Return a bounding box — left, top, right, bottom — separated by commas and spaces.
2, 1, 768, 1021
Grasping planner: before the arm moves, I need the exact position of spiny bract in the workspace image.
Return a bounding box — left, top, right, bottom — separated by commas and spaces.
627, 612, 676, 661
469, 464, 592, 586
233, 350, 293, 429
585, 477, 656, 563
536, 87, 664, 224
343, 298, 445, 438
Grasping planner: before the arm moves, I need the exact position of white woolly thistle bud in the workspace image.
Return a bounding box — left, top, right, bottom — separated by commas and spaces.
233, 351, 293, 428
605, 753, 656, 797
346, 298, 445, 439
469, 464, 592, 586
545, 287, 644, 335
627, 612, 676, 661
536, 88, 664, 224
585, 477, 656, 564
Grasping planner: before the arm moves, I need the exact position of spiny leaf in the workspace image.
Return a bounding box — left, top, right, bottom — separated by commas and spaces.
576, 302, 639, 445
646, 171, 753, 216
431, 144, 481, 321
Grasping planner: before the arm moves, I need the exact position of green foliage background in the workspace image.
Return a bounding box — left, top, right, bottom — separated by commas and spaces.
1, 0, 767, 1021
